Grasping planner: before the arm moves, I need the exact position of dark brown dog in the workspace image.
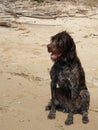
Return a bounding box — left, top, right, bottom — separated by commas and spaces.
46, 31, 90, 125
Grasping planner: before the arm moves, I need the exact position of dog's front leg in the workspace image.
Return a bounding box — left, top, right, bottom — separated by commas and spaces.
65, 102, 74, 125
48, 81, 56, 119
65, 88, 78, 125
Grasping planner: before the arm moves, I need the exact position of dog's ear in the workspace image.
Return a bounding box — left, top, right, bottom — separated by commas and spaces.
70, 43, 76, 59
67, 42, 76, 61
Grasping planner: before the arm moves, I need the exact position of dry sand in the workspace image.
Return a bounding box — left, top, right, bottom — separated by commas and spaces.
0, 5, 98, 130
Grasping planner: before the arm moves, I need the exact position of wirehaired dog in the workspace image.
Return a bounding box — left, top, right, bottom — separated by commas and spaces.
46, 31, 90, 125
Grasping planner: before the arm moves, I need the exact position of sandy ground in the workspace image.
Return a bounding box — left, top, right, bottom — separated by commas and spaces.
0, 9, 98, 130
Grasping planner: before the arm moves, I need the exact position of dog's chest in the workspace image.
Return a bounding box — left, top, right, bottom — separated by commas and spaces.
50, 64, 70, 85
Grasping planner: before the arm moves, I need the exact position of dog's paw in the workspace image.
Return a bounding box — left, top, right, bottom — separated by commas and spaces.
82, 116, 89, 124
65, 116, 73, 125
48, 112, 56, 119
82, 112, 89, 124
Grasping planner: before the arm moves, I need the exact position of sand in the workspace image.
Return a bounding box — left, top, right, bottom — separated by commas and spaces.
0, 4, 98, 130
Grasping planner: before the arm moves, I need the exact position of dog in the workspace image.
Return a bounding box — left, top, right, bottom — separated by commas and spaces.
46, 31, 90, 125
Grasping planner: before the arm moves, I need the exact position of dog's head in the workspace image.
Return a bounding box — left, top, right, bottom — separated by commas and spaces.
47, 31, 76, 61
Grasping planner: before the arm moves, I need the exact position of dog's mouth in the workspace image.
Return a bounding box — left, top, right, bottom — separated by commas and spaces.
50, 52, 61, 60
47, 44, 61, 60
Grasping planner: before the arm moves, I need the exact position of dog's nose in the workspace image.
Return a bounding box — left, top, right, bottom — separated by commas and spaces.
47, 44, 51, 50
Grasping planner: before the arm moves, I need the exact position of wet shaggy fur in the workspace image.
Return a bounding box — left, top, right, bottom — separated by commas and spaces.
46, 31, 90, 125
